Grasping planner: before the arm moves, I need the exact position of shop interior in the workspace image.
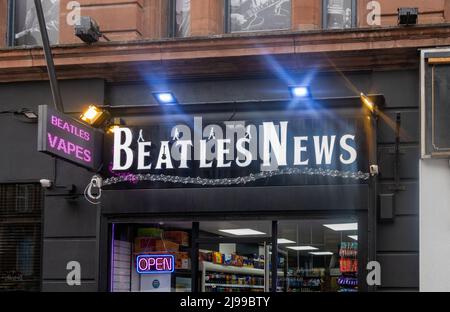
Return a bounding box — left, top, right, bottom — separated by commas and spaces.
111, 218, 359, 292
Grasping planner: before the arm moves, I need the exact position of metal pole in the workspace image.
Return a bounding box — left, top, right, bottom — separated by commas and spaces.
34, 0, 64, 112
271, 220, 278, 293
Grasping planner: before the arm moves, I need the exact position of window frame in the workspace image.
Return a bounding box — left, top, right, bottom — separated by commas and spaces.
322, 0, 357, 30
6, 0, 15, 47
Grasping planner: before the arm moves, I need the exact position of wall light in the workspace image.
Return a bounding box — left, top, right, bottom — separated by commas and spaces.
106, 118, 125, 134
80, 105, 110, 127
153, 92, 178, 105
289, 86, 311, 99
360, 93, 375, 112
398, 8, 418, 26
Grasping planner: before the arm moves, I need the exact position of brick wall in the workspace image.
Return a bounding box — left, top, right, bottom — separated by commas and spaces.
0, 0, 7, 47
359, 0, 448, 27
2, 0, 450, 47
59, 0, 145, 44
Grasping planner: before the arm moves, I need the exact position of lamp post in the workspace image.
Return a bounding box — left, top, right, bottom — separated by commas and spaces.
34, 0, 64, 113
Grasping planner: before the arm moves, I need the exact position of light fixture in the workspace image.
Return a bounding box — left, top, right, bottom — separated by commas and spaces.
323, 223, 358, 231
80, 105, 110, 127
106, 117, 125, 134
277, 238, 296, 244
286, 246, 318, 251
153, 92, 178, 105
219, 229, 266, 236
398, 8, 418, 26
348, 235, 358, 241
309, 251, 334, 256
360, 93, 375, 112
22, 110, 38, 119
289, 85, 311, 99
75, 16, 102, 44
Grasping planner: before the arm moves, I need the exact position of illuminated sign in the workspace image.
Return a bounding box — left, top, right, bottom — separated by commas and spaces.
37, 105, 103, 170
102, 115, 370, 188
136, 255, 175, 274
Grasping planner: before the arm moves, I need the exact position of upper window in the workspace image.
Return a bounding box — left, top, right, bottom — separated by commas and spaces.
175, 0, 191, 37
227, 0, 292, 33
323, 0, 356, 30
8, 0, 59, 47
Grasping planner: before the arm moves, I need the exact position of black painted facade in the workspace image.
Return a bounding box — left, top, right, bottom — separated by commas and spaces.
0, 69, 420, 291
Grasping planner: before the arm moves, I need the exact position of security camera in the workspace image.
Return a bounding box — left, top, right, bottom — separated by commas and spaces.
39, 179, 52, 188
370, 165, 379, 176
91, 175, 103, 188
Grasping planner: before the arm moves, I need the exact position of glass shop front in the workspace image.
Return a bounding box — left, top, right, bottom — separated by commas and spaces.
102, 100, 376, 293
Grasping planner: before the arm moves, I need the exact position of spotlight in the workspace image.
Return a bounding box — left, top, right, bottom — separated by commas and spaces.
106, 117, 125, 134
80, 105, 110, 127
360, 93, 375, 112
75, 16, 102, 44
398, 8, 418, 26
153, 92, 178, 105
289, 86, 311, 99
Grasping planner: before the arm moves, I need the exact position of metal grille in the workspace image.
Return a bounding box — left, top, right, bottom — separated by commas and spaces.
0, 184, 42, 291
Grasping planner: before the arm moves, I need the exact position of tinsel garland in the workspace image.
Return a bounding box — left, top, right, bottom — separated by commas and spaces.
103, 167, 370, 187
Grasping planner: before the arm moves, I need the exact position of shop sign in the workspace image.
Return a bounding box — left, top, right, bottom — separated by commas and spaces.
37, 105, 103, 171
104, 116, 370, 187
136, 255, 175, 274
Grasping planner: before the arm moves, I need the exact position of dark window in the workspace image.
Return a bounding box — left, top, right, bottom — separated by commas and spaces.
227, 0, 292, 33
7, 0, 59, 47
323, 0, 356, 30
0, 184, 42, 291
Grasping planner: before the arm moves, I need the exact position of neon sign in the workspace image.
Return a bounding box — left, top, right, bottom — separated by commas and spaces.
136, 255, 175, 274
38, 105, 103, 171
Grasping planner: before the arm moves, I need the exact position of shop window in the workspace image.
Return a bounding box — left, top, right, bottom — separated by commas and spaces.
277, 218, 359, 292
198, 220, 273, 292
111, 222, 193, 292
7, 0, 59, 47
0, 184, 42, 291
323, 0, 356, 30
226, 0, 292, 33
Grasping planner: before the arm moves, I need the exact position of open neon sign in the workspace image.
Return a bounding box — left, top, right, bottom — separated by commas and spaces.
136, 255, 175, 274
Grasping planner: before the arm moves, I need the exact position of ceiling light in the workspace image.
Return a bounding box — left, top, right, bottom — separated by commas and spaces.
309, 251, 334, 256
348, 235, 358, 241
289, 86, 311, 99
323, 223, 358, 231
153, 92, 178, 105
286, 246, 318, 251
277, 238, 296, 244
219, 229, 266, 236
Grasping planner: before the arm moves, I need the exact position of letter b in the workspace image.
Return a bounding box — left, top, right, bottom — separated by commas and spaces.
113, 128, 134, 170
